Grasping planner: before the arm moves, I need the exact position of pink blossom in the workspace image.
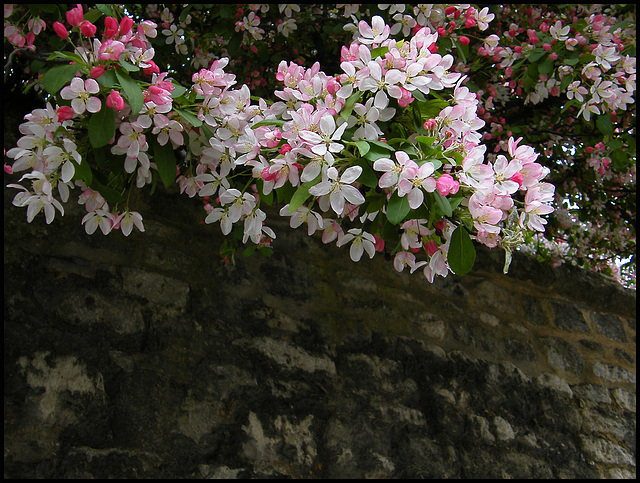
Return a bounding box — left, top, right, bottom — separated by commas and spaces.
373, 150, 413, 189
422, 250, 449, 283
142, 61, 160, 76
99, 40, 125, 61
358, 16, 391, 45
116, 122, 147, 159
78, 187, 106, 212
393, 251, 425, 272
82, 208, 115, 235
6, 30, 25, 47
308, 166, 365, 215
118, 210, 145, 236
60, 77, 102, 115
337, 228, 377, 262
398, 161, 437, 209
144, 85, 172, 105
400, 219, 433, 251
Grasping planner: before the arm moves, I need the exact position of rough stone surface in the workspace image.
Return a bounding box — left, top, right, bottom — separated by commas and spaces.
4, 187, 636, 478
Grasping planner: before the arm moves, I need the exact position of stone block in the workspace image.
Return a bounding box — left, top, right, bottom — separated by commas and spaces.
549, 300, 589, 333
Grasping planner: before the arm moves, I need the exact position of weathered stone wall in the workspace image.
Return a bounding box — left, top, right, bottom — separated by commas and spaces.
3, 186, 636, 478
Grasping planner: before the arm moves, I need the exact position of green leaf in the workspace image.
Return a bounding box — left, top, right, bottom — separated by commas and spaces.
370, 45, 389, 59
353, 140, 370, 157
353, 159, 378, 188
340, 91, 363, 122
96, 4, 117, 17
611, 149, 629, 171
96, 69, 118, 89
91, 178, 125, 204
152, 140, 177, 188
364, 143, 395, 162
288, 175, 321, 214
171, 83, 188, 99
115, 68, 144, 115
243, 245, 256, 257
275, 183, 296, 205
47, 51, 86, 65
430, 191, 453, 218
447, 225, 476, 275
527, 49, 545, 62
251, 119, 286, 129
179, 5, 193, 23
88, 104, 115, 148
596, 114, 614, 136
70, 158, 92, 186
386, 192, 411, 225
83, 7, 103, 24
365, 193, 385, 214
416, 135, 437, 147
369, 140, 395, 152
174, 107, 202, 127
564, 55, 580, 66
118, 52, 140, 72
538, 57, 555, 75
42, 64, 81, 95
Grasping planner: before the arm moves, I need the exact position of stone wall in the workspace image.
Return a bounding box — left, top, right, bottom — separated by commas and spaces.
3, 186, 636, 478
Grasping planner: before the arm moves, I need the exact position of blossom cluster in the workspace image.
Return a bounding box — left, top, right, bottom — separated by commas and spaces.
3, 5, 578, 284
6, 3, 164, 235
474, 5, 635, 123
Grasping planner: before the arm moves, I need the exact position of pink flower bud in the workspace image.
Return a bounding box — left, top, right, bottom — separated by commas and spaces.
424, 240, 439, 256
106, 90, 125, 111
397, 87, 415, 107
5, 164, 14, 174
89, 65, 105, 79
56, 105, 74, 122
65, 4, 83, 27
142, 61, 160, 76
120, 16, 134, 36
261, 167, 277, 182
104, 16, 119, 38
373, 235, 385, 253
80, 20, 97, 37
423, 119, 437, 130
436, 174, 460, 197
459, 35, 470, 46
510, 172, 524, 187
326, 78, 340, 95
53, 21, 69, 39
